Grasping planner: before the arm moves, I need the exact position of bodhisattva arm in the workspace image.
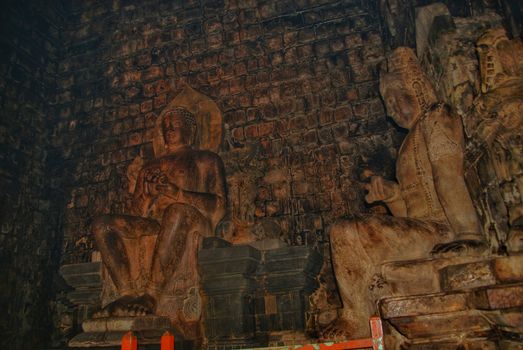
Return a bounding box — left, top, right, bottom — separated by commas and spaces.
423, 108, 482, 238
365, 176, 408, 217
382, 182, 408, 217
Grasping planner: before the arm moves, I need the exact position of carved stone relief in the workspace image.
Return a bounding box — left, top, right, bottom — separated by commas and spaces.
470, 28, 523, 253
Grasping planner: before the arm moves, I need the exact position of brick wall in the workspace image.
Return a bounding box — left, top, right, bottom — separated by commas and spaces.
55, 0, 399, 264
0, 1, 65, 348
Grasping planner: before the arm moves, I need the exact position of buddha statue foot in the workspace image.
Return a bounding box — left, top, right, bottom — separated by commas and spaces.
320, 318, 360, 341
92, 294, 157, 318
431, 239, 488, 258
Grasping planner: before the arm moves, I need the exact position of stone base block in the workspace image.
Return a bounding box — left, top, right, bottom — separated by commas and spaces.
68, 316, 193, 348
388, 311, 491, 339
82, 316, 172, 333
381, 256, 485, 296
441, 255, 523, 292
69, 329, 164, 347
206, 337, 263, 350
470, 284, 523, 310
484, 310, 523, 333
499, 339, 523, 349
407, 337, 497, 349
379, 293, 469, 319
266, 330, 313, 347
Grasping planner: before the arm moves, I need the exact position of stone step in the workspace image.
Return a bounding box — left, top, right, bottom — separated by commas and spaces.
67, 287, 101, 305
469, 283, 523, 310
440, 255, 523, 292
380, 284, 523, 320
68, 329, 192, 349
381, 255, 523, 297
379, 293, 469, 319
484, 310, 523, 334
82, 316, 171, 333
406, 337, 497, 349
379, 283, 523, 343
381, 255, 485, 296
386, 310, 491, 340
69, 316, 194, 348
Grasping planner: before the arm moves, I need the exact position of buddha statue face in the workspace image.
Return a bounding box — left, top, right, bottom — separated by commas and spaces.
381, 79, 422, 129
161, 108, 196, 150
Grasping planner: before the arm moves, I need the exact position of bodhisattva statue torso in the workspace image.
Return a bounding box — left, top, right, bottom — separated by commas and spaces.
324, 47, 485, 339
92, 107, 226, 334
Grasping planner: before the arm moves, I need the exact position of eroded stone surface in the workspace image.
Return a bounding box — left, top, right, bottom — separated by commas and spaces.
408, 338, 497, 350
493, 256, 523, 282
82, 316, 171, 333
440, 255, 523, 292
389, 311, 491, 339
484, 310, 523, 334
382, 256, 485, 296
380, 293, 468, 319
470, 284, 523, 310
441, 261, 497, 291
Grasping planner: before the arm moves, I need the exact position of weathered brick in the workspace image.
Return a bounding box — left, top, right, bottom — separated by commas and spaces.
143, 83, 155, 97
389, 312, 490, 339
493, 255, 523, 282
380, 293, 469, 319
441, 261, 496, 291
140, 100, 153, 113
245, 124, 258, 139
154, 93, 167, 108
128, 132, 143, 146
231, 127, 245, 141
470, 284, 523, 310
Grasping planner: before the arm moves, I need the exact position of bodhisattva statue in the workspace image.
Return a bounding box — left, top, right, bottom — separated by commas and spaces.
324, 47, 485, 339
473, 28, 523, 252
92, 107, 227, 324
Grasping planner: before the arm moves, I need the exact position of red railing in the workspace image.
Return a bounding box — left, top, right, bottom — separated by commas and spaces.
121, 317, 384, 350
121, 331, 174, 350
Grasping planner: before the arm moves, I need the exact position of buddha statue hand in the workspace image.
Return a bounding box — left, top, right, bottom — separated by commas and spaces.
144, 168, 179, 199
364, 176, 401, 204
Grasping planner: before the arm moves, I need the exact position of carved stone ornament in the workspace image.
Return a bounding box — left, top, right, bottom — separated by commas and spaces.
87, 86, 227, 343
472, 28, 523, 253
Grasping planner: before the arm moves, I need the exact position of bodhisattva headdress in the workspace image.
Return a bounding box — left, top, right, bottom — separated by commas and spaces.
477, 27, 523, 93
379, 47, 438, 119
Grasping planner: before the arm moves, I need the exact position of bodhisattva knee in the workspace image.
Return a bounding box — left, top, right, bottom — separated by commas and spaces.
329, 220, 360, 248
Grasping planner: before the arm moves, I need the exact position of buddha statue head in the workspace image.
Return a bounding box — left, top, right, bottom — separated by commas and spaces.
379, 47, 438, 129
161, 107, 197, 151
